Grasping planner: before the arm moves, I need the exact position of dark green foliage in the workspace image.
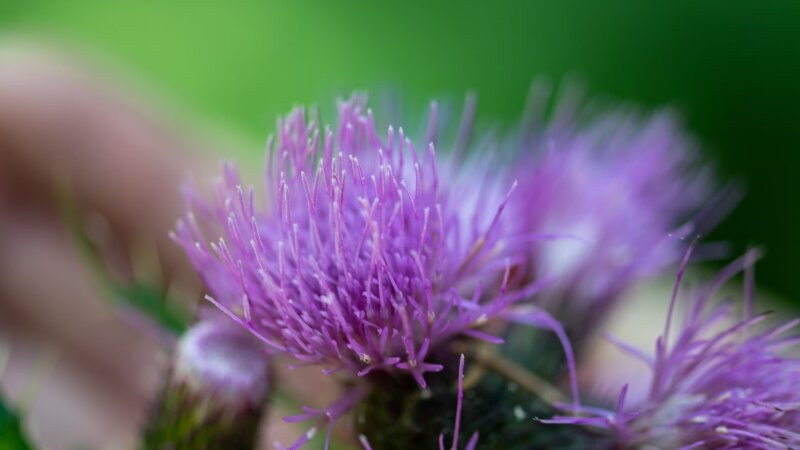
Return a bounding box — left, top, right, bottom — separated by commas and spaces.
502, 326, 568, 384
357, 348, 612, 450
143, 383, 262, 450
0, 395, 33, 450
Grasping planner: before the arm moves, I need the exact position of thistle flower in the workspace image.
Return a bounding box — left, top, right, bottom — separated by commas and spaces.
173, 95, 533, 386
172, 95, 582, 448
144, 320, 271, 449
515, 86, 715, 339
548, 248, 800, 449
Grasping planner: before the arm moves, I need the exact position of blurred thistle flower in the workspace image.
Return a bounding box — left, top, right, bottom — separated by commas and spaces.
144, 320, 270, 450
547, 247, 800, 449
513, 84, 719, 341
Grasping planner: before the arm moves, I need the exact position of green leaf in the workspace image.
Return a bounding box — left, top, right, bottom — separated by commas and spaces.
0, 394, 34, 450
112, 284, 189, 335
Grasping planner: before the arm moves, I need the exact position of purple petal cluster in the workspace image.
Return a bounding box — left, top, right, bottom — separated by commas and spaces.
516, 94, 713, 333
550, 249, 800, 449
172, 96, 523, 387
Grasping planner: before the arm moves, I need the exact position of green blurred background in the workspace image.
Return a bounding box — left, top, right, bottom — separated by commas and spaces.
1, 0, 798, 303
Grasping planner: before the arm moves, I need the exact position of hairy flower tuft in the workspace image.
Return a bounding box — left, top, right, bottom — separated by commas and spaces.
172, 96, 530, 388
548, 247, 800, 449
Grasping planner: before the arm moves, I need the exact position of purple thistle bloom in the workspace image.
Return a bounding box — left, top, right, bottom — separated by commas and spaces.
172, 95, 543, 387
514, 87, 715, 337
547, 247, 800, 449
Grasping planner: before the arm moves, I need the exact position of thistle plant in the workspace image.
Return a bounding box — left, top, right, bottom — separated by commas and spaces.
149, 88, 800, 450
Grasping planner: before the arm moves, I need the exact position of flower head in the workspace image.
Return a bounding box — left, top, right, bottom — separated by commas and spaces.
514, 87, 715, 337
549, 248, 800, 449
173, 96, 525, 387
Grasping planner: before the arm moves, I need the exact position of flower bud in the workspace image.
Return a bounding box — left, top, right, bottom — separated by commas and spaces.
144, 320, 270, 450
